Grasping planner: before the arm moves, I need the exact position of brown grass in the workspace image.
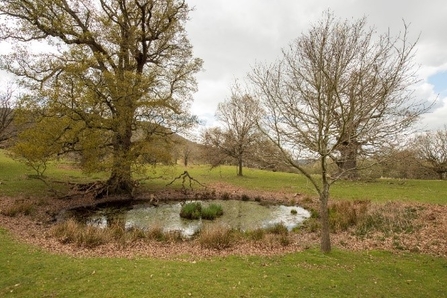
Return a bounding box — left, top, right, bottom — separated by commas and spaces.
198, 225, 235, 250
1, 200, 36, 217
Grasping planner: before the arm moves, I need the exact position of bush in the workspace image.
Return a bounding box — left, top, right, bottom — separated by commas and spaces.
180, 202, 202, 220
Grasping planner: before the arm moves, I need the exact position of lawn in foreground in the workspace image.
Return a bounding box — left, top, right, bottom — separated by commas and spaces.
1, 229, 446, 297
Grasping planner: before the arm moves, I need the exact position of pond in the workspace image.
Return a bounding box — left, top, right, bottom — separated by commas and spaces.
70, 200, 311, 237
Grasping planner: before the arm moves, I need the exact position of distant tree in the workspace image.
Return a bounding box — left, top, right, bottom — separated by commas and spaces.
377, 147, 436, 179
0, 86, 15, 147
179, 141, 194, 167
249, 11, 422, 252
413, 127, 447, 180
1, 0, 202, 196
203, 83, 262, 176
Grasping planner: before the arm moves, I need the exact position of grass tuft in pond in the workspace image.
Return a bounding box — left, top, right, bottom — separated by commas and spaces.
201, 203, 224, 220
180, 202, 224, 220
180, 202, 202, 220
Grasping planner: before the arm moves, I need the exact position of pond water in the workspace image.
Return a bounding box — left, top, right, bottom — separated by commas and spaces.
80, 200, 311, 237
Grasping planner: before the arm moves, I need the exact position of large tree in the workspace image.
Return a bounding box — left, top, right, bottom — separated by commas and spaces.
0, 0, 202, 196
203, 83, 262, 176
249, 12, 423, 252
413, 127, 447, 180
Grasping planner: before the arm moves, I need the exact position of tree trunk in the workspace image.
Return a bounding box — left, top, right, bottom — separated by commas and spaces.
337, 142, 359, 179
237, 155, 243, 176
101, 109, 135, 198
319, 183, 331, 253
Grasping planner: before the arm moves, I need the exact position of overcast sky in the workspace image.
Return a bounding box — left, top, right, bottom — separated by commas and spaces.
185, 0, 447, 131
1, 1, 446, 132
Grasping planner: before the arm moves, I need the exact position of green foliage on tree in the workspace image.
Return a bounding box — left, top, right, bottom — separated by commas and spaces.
0, 0, 202, 196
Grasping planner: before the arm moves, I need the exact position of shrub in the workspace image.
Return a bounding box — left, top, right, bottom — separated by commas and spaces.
290, 209, 298, 215
180, 202, 202, 220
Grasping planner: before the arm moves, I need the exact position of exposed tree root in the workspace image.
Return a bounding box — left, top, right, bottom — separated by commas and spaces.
166, 171, 206, 192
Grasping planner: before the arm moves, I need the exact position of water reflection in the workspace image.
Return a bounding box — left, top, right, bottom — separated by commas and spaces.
85, 200, 310, 237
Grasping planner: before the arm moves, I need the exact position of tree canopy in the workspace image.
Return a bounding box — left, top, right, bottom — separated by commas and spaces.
0, 0, 202, 196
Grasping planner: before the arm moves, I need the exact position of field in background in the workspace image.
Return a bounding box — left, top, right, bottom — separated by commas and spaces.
1, 150, 445, 204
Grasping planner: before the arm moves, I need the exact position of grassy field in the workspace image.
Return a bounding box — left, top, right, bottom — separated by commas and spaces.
1, 150, 446, 204
1, 150, 447, 297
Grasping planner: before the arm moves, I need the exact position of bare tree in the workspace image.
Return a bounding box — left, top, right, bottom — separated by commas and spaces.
413, 127, 447, 180
249, 11, 423, 252
0, 85, 15, 146
203, 83, 262, 176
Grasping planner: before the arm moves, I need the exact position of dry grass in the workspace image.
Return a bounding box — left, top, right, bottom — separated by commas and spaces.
355, 202, 421, 236
329, 200, 370, 232
198, 225, 235, 250
1, 200, 36, 217
51, 218, 108, 248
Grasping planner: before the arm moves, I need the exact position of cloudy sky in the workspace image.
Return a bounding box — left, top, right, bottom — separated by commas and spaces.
185, 0, 447, 130
1, 0, 446, 131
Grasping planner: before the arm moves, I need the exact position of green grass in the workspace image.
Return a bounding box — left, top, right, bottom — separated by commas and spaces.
2, 150, 447, 296
1, 228, 446, 297
164, 164, 447, 205
1, 148, 447, 204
